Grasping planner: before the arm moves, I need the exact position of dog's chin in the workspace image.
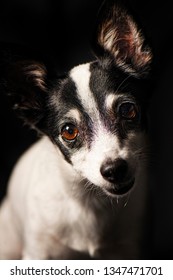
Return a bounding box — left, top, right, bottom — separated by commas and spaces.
104, 178, 135, 197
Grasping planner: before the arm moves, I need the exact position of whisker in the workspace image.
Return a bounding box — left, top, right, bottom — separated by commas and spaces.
123, 192, 131, 207
115, 75, 131, 93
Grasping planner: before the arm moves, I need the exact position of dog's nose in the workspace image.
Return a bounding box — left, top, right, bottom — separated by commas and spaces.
100, 159, 128, 184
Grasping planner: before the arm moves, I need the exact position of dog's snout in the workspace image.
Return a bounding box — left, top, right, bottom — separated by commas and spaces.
100, 159, 128, 184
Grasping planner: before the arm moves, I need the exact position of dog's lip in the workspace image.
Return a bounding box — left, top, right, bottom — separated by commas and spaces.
107, 178, 135, 196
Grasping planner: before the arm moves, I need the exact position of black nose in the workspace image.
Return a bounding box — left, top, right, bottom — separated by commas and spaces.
100, 159, 128, 184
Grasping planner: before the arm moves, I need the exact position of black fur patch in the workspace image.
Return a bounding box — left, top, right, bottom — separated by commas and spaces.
89, 61, 149, 143
44, 76, 95, 162
39, 60, 150, 163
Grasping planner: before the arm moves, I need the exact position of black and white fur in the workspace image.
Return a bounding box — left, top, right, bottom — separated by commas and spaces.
0, 0, 152, 259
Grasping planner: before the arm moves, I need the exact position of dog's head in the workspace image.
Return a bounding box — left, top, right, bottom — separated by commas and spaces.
2, 1, 152, 197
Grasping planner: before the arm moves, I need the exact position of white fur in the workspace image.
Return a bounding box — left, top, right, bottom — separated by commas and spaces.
70, 63, 100, 121
71, 125, 142, 195
0, 137, 101, 259
68, 71, 139, 193
0, 0, 151, 259
105, 93, 117, 110
0, 61, 149, 259
0, 133, 148, 259
65, 109, 81, 123
72, 127, 123, 189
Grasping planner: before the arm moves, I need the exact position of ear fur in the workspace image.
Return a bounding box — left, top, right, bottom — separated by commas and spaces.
5, 60, 47, 129
0, 43, 51, 130
93, 0, 152, 77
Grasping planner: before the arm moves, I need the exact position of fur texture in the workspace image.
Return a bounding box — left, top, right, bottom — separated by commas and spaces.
0, 0, 152, 259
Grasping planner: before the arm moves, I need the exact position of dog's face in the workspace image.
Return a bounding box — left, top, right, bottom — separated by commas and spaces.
2, 1, 152, 197
49, 60, 150, 197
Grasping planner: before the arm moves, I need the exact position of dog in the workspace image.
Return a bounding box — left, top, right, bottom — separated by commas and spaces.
0, 0, 152, 259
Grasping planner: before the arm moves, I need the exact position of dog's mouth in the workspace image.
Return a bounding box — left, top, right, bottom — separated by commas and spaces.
106, 178, 135, 196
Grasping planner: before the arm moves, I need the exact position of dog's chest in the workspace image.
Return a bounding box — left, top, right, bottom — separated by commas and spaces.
51, 198, 111, 256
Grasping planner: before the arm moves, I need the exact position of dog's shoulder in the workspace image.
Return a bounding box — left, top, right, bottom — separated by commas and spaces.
7, 137, 66, 204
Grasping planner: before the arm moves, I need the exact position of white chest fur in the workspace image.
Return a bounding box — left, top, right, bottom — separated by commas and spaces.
0, 136, 147, 259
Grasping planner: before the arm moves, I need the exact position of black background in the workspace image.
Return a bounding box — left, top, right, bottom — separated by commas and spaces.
0, 0, 173, 259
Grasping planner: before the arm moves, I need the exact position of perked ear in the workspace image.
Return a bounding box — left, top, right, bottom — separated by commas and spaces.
1, 44, 50, 131
94, 0, 152, 77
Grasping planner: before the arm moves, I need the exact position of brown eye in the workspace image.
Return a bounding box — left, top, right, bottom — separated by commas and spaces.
119, 102, 138, 120
61, 124, 79, 141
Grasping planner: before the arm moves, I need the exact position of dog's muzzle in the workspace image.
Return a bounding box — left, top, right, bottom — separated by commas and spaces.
107, 178, 135, 195
100, 158, 135, 195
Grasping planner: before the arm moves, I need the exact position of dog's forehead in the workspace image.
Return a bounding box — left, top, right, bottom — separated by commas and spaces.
69, 62, 120, 118
70, 63, 93, 115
